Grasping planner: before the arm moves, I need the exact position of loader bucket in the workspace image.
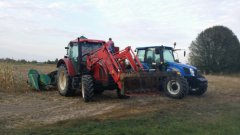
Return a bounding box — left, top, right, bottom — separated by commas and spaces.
120, 72, 163, 94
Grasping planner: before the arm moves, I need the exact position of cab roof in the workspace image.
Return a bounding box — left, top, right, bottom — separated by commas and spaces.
136, 46, 173, 50
70, 36, 105, 44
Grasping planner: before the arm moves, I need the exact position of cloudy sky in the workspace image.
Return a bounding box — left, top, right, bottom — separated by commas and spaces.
0, 0, 239, 62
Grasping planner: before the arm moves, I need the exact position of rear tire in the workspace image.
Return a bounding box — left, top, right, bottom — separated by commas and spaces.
81, 75, 94, 102
164, 76, 189, 99
57, 65, 75, 96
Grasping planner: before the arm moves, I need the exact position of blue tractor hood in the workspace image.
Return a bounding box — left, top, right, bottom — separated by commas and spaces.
167, 62, 197, 76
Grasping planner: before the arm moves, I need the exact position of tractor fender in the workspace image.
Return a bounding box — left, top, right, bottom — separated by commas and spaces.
57, 58, 76, 77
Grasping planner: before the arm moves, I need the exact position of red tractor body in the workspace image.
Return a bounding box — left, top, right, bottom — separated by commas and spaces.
56, 36, 143, 101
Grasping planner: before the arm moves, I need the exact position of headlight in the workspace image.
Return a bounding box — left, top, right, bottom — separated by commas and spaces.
170, 68, 181, 76
175, 71, 181, 75
190, 68, 195, 76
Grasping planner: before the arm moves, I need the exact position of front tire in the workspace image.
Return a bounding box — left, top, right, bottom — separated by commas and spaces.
81, 75, 94, 102
164, 76, 189, 99
57, 65, 75, 96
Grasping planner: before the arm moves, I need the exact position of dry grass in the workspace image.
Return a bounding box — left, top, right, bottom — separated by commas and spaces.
0, 63, 17, 91
0, 62, 56, 92
0, 75, 239, 135
0, 67, 239, 135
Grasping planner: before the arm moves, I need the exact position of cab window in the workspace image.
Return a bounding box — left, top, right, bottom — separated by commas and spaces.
68, 43, 79, 59
163, 49, 175, 62
146, 49, 154, 64
70, 45, 78, 58
137, 50, 145, 62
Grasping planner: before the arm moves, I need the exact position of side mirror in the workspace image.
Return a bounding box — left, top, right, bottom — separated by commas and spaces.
65, 47, 69, 55
184, 51, 186, 57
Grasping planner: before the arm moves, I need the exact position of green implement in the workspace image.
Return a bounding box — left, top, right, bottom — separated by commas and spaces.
27, 69, 57, 90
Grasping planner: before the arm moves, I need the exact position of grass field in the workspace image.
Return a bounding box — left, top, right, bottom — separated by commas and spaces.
3, 102, 240, 135
0, 63, 240, 135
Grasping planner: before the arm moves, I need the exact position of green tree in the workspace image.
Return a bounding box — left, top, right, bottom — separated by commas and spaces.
189, 26, 240, 74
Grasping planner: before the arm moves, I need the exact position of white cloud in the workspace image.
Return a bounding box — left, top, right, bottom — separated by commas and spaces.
47, 2, 65, 9
90, 0, 240, 44
0, 1, 12, 8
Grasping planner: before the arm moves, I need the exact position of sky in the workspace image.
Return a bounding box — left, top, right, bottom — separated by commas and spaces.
0, 0, 239, 62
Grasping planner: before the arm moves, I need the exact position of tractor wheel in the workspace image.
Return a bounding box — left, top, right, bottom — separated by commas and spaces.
81, 75, 94, 102
189, 85, 207, 95
57, 65, 75, 96
164, 76, 189, 99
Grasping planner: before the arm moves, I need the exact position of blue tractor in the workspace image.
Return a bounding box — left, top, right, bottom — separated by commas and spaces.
135, 45, 208, 95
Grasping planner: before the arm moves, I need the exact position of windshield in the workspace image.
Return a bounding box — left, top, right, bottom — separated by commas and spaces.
163, 49, 175, 62
82, 42, 103, 55
82, 42, 103, 61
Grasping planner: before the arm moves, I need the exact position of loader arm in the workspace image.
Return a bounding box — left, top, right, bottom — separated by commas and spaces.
87, 44, 123, 90
114, 46, 144, 72
86, 44, 144, 91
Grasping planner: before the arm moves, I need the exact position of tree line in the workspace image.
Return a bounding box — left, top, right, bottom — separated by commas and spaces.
0, 58, 59, 64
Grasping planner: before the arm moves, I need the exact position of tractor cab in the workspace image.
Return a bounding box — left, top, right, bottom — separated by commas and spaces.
136, 46, 177, 71
64, 36, 105, 73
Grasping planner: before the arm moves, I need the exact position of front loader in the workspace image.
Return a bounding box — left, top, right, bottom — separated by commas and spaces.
28, 36, 189, 102
56, 37, 147, 101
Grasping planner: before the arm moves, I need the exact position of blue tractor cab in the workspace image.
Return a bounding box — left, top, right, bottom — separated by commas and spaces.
136, 45, 208, 95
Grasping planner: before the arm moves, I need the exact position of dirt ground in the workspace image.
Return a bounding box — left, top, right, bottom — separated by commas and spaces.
0, 73, 240, 129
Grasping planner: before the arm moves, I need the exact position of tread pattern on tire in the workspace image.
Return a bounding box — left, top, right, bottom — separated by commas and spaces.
57, 65, 75, 96
164, 76, 189, 99
82, 75, 94, 102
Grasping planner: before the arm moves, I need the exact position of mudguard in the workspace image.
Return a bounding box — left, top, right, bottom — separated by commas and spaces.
57, 58, 76, 77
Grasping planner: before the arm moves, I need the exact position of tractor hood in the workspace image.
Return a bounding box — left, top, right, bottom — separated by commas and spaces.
167, 62, 197, 76
168, 62, 197, 70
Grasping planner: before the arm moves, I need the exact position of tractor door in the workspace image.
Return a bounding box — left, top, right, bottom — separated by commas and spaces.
136, 48, 161, 70
68, 43, 79, 72
145, 48, 161, 69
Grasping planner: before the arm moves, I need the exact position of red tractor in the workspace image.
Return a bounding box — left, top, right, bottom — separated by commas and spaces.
56, 36, 189, 102
56, 36, 143, 101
